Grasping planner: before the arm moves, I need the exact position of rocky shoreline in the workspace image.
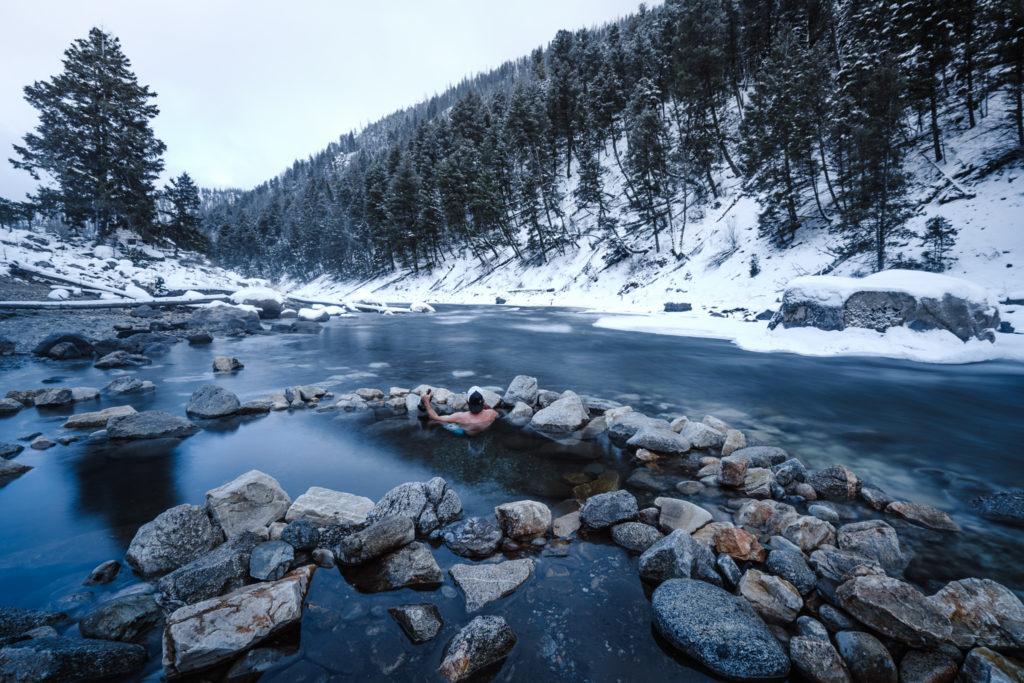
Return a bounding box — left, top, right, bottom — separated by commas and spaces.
1, 305, 1023, 681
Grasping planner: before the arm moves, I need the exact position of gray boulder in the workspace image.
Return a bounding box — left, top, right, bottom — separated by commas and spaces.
627, 428, 692, 455
32, 388, 73, 407
0, 459, 32, 487
836, 575, 952, 647
63, 405, 136, 429
212, 356, 244, 372
930, 577, 1024, 650
0, 636, 146, 682
107, 411, 197, 440
389, 603, 443, 644
835, 631, 897, 683
155, 531, 265, 604
579, 489, 638, 530
956, 647, 1024, 683
503, 375, 538, 406
79, 594, 163, 643
366, 477, 462, 535
529, 390, 589, 431
249, 541, 294, 581
0, 399, 22, 416
335, 516, 415, 565
0, 442, 24, 459
103, 376, 155, 395
652, 579, 791, 680
186, 305, 260, 332
970, 490, 1024, 527
125, 503, 225, 577
766, 549, 818, 595
898, 649, 958, 683
494, 500, 551, 539
606, 412, 673, 447
280, 519, 319, 551
679, 421, 725, 449
790, 636, 853, 683
449, 559, 534, 611
355, 542, 443, 592
808, 464, 862, 501
837, 520, 910, 575
734, 446, 791, 468
0, 607, 66, 639
32, 332, 94, 359
205, 470, 291, 538
285, 486, 374, 527
94, 351, 151, 369
810, 547, 887, 583
639, 529, 720, 585
610, 522, 664, 553
186, 384, 241, 418
441, 517, 503, 558
655, 497, 713, 534
438, 615, 517, 681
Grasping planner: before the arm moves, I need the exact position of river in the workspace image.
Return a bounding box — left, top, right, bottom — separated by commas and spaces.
1, 305, 1022, 681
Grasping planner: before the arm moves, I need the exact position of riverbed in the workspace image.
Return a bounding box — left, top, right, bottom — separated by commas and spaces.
1, 304, 1022, 681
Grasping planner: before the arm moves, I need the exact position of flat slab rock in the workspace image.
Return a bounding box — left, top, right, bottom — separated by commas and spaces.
162, 565, 315, 677
0, 636, 147, 682
652, 578, 791, 681
449, 559, 534, 611
286, 486, 374, 527
107, 410, 199, 440
63, 405, 136, 429
0, 606, 66, 639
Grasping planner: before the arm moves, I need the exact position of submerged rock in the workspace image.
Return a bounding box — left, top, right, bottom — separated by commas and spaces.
970, 490, 1024, 527
438, 615, 517, 681
0, 636, 146, 682
354, 542, 443, 592
84, 560, 121, 586
0, 607, 66, 639
652, 578, 791, 681
103, 376, 155, 395
449, 559, 534, 611
63, 405, 136, 429
0, 459, 32, 487
885, 501, 960, 532
212, 356, 244, 373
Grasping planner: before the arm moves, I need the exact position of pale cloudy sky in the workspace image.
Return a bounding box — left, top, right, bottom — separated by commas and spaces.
0, 0, 646, 200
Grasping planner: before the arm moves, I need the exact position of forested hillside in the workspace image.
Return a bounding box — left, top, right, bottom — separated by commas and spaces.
204, 0, 1024, 288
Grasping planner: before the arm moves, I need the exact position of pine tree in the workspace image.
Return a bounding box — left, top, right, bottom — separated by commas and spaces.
160, 172, 208, 252
10, 27, 166, 241
624, 78, 676, 253
920, 216, 958, 271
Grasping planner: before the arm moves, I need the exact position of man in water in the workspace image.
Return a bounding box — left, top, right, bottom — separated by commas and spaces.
420, 388, 498, 435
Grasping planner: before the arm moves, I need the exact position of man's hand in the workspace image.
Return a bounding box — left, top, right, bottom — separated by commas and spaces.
421, 389, 432, 406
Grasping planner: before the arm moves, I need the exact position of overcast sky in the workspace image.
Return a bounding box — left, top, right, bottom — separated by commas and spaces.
0, 0, 647, 200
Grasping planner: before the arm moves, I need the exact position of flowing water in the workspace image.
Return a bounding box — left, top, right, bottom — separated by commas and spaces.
1, 305, 1023, 681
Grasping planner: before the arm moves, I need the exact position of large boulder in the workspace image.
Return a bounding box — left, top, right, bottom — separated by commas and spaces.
389, 603, 443, 644
185, 384, 241, 419
836, 575, 952, 647
494, 500, 552, 539
156, 531, 265, 604
107, 411, 198, 440
366, 477, 462, 535
229, 288, 284, 318
970, 490, 1024, 527
768, 271, 1000, 342
32, 388, 74, 407
335, 516, 415, 565
63, 405, 136, 429
639, 529, 719, 585
652, 579, 791, 681
929, 578, 1024, 650
441, 517, 504, 558
285, 486, 374, 527
186, 304, 260, 332
580, 490, 637, 530
32, 332, 94, 359
438, 615, 517, 681
837, 520, 910, 575
529, 390, 589, 432
503, 375, 538, 406
0, 636, 146, 682
352, 542, 443, 592
0, 607, 66, 639
125, 503, 225, 577
205, 470, 291, 538
78, 594, 163, 643
449, 559, 534, 611
162, 565, 315, 678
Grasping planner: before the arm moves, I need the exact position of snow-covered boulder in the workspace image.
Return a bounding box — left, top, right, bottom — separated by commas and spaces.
411, 301, 435, 313
230, 287, 285, 319
47, 288, 70, 300
769, 271, 1000, 342
297, 308, 330, 322
93, 245, 116, 259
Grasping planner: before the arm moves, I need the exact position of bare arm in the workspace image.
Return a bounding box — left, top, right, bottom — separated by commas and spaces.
421, 391, 460, 423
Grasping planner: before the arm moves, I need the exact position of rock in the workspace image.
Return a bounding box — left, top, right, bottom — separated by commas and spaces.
739, 569, 804, 623
389, 603, 443, 644
653, 496, 711, 534
553, 511, 580, 538
929, 578, 1024, 650
627, 428, 692, 454
438, 615, 516, 681
607, 412, 672, 446
664, 302, 693, 312
503, 375, 538, 406
774, 458, 809, 486
280, 519, 319, 552
506, 401, 533, 421
679, 421, 725, 449
156, 531, 265, 604
611, 522, 664, 553
94, 350, 152, 369
530, 390, 589, 431
187, 332, 212, 345
495, 499, 552, 539
957, 647, 1024, 683
820, 604, 861, 633
4, 391, 35, 407
835, 631, 897, 683
837, 520, 910, 575
30, 436, 55, 450
810, 547, 887, 583
355, 387, 384, 401
441, 517, 503, 558
125, 503, 225, 577
797, 616, 831, 640
63, 405, 136, 429
32, 332, 94, 359
449, 559, 534, 611
836, 575, 952, 647
286, 486, 374, 527
250, 540, 295, 581
107, 410, 197, 440
356, 542, 443, 592
639, 529, 719, 585
336, 516, 415, 565
763, 551, 815, 596
676, 480, 704, 496
84, 560, 121, 586
103, 376, 155, 395
32, 388, 73, 407
79, 594, 163, 643
809, 465, 862, 501
735, 499, 794, 529
0, 459, 33, 486
861, 486, 895, 511
367, 477, 462, 535
722, 429, 747, 457
235, 398, 274, 415
970, 490, 1024, 527
0, 607, 66, 639
885, 501, 960, 532
790, 636, 853, 683
714, 527, 767, 562
717, 554, 743, 589
162, 565, 315, 677
185, 384, 241, 418
720, 454, 751, 487
231, 290, 284, 318
572, 471, 620, 500
186, 305, 260, 332
212, 356, 244, 372
579, 490, 637, 530
312, 548, 334, 568
781, 514, 837, 552
899, 649, 959, 683
744, 468, 775, 498
0, 636, 146, 682
652, 579, 791, 680
205, 470, 291, 538
0, 442, 24, 459
809, 503, 841, 524
0, 398, 23, 415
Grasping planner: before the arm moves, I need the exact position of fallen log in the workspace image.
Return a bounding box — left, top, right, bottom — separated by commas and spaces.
285, 295, 411, 314
9, 261, 131, 296
0, 295, 230, 310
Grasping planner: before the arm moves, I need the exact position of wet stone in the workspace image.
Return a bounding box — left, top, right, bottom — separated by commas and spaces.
449, 559, 534, 611
790, 636, 852, 683
836, 520, 910, 576
280, 519, 319, 552
835, 630, 897, 683
656, 496, 712, 534
610, 522, 664, 553
353, 542, 443, 592
250, 541, 295, 581
0, 636, 147, 682
957, 647, 1024, 683
78, 594, 163, 643
84, 560, 120, 586
441, 517, 503, 558
898, 649, 958, 683
0, 607, 67, 639
438, 615, 517, 681
885, 501, 960, 532
797, 616, 831, 641
579, 490, 637, 530
766, 549, 818, 595
836, 575, 952, 647
389, 603, 443, 644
